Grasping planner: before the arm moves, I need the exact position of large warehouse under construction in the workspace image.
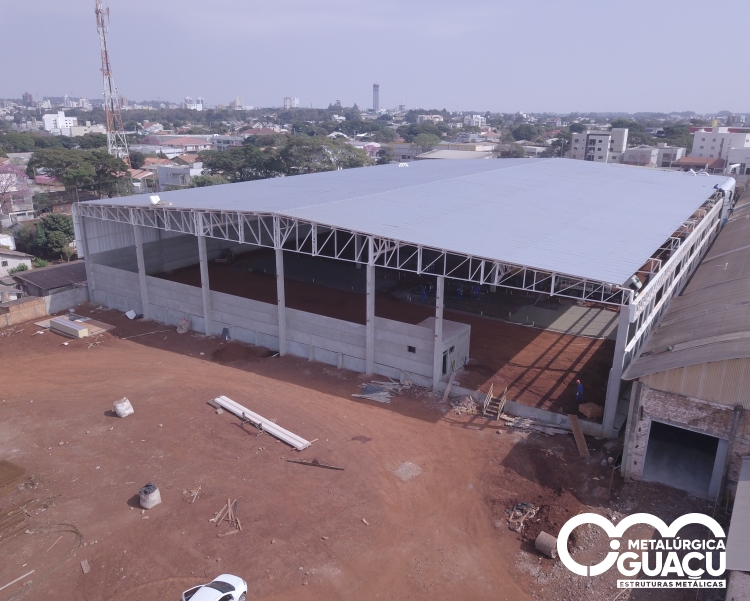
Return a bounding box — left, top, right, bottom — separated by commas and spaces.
73, 158, 734, 439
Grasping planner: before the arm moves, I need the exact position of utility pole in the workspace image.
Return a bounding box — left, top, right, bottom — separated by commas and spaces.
95, 1, 130, 167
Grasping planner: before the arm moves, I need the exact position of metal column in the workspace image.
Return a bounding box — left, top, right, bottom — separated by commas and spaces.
77, 213, 96, 297
355, 234, 362, 270
432, 276, 445, 392
133, 224, 150, 320
602, 296, 633, 436
275, 247, 287, 356
197, 233, 213, 336
365, 237, 375, 375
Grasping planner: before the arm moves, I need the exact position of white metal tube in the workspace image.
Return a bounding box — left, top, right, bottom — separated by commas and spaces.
197, 233, 213, 336
133, 224, 150, 320
432, 276, 445, 392
602, 295, 633, 436
365, 237, 375, 375
276, 247, 287, 356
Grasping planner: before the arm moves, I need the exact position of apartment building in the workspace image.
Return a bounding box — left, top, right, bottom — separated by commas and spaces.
570, 128, 628, 163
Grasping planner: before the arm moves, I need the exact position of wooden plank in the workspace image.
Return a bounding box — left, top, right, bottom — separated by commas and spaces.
442, 372, 457, 403
568, 414, 590, 458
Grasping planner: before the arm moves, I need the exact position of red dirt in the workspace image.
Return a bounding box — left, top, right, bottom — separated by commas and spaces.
158, 260, 613, 417
0, 308, 722, 601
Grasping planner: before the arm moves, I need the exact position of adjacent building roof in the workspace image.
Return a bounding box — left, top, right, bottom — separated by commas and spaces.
0, 249, 33, 259
80, 159, 729, 286
624, 194, 750, 379
12, 261, 87, 291
416, 150, 493, 160
673, 157, 726, 169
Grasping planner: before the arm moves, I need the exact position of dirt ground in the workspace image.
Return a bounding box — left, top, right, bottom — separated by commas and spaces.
158, 256, 614, 417
0, 307, 725, 601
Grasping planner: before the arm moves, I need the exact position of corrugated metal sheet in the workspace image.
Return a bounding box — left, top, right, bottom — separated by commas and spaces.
625, 195, 750, 380
641, 359, 750, 410
84, 216, 182, 254
79, 158, 728, 286
726, 457, 750, 571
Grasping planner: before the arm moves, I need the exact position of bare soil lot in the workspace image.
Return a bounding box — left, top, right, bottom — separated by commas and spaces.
158, 259, 614, 417
0, 307, 720, 601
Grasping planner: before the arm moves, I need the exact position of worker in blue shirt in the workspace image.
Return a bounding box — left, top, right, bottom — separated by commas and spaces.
575, 379, 584, 403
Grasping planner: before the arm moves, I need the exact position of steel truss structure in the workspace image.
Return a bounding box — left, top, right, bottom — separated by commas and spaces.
76, 203, 635, 305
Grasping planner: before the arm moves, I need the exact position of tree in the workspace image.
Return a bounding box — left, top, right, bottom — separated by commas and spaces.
412, 133, 441, 154
569, 122, 587, 134
35, 213, 75, 259
188, 174, 228, 188
376, 146, 392, 165
0, 163, 30, 215
199, 146, 281, 183
511, 123, 538, 142
278, 136, 373, 175
498, 143, 525, 158
129, 151, 146, 169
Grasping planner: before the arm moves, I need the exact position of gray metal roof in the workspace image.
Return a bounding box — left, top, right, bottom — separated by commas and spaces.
624, 195, 750, 379
726, 456, 750, 571
12, 261, 87, 291
81, 158, 729, 285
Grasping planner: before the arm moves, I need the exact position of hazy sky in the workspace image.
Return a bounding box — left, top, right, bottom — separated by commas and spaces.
2, 0, 748, 113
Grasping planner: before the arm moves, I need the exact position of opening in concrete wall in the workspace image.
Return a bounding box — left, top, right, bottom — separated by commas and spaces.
642, 420, 724, 498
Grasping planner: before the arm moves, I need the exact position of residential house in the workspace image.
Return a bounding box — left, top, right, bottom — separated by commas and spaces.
0, 249, 33, 278
389, 143, 419, 162
463, 115, 486, 128
12, 261, 87, 297
622, 144, 685, 168
570, 128, 628, 163
212, 136, 245, 151
128, 144, 183, 160
158, 137, 213, 154
417, 115, 444, 124
672, 157, 725, 173
129, 169, 158, 194
156, 161, 204, 191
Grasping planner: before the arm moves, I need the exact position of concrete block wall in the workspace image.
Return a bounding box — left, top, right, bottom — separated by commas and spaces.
45, 286, 90, 314
624, 384, 750, 498
88, 264, 444, 379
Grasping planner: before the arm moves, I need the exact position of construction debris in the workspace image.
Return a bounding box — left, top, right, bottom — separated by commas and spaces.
0, 570, 35, 593
176, 318, 189, 334
499, 415, 569, 436
568, 414, 591, 458
214, 396, 311, 451
50, 317, 89, 339
352, 380, 412, 404
451, 396, 478, 415
80, 559, 90, 574
211, 499, 242, 533
507, 502, 538, 532
287, 458, 344, 471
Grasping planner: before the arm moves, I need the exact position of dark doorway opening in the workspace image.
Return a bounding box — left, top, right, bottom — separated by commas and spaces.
642, 421, 720, 497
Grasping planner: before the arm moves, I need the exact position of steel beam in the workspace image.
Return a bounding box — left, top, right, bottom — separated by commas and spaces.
365, 237, 375, 375
432, 276, 445, 392
132, 222, 150, 320
276, 247, 287, 356
197, 230, 213, 336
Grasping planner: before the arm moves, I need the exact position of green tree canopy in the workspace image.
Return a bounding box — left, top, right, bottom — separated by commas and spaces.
278, 136, 373, 175
27, 148, 128, 198
35, 213, 75, 259
129, 151, 146, 169
412, 133, 441, 154
188, 174, 229, 188
199, 146, 281, 182
510, 123, 538, 141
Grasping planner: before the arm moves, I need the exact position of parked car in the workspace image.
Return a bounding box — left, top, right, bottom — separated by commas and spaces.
182, 574, 247, 601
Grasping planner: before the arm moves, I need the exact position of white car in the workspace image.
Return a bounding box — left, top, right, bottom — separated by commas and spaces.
182, 574, 247, 601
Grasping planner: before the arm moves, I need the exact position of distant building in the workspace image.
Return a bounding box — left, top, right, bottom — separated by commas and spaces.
230, 97, 243, 110
158, 137, 213, 153
332, 115, 346, 123
182, 97, 204, 111
42, 111, 77, 132
463, 115, 486, 128
725, 147, 750, 176
622, 144, 685, 168
690, 127, 750, 161
417, 114, 444, 124
570, 128, 628, 163
212, 136, 244, 152
373, 83, 379, 113
156, 160, 204, 191
22, 92, 33, 107
283, 97, 299, 109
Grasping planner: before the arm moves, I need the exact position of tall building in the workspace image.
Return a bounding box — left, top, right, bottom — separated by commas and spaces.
373, 83, 379, 112
22, 92, 33, 107
570, 128, 628, 163
230, 96, 243, 110
690, 127, 750, 161
283, 97, 300, 109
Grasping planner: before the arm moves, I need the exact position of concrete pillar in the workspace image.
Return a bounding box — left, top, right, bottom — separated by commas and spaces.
133, 224, 150, 320
602, 298, 633, 436
197, 234, 213, 336
432, 276, 445, 392
275, 247, 287, 356
365, 237, 375, 375
355, 234, 362, 270
78, 215, 96, 296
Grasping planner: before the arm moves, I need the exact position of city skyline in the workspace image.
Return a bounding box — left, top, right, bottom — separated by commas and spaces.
1, 0, 749, 113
